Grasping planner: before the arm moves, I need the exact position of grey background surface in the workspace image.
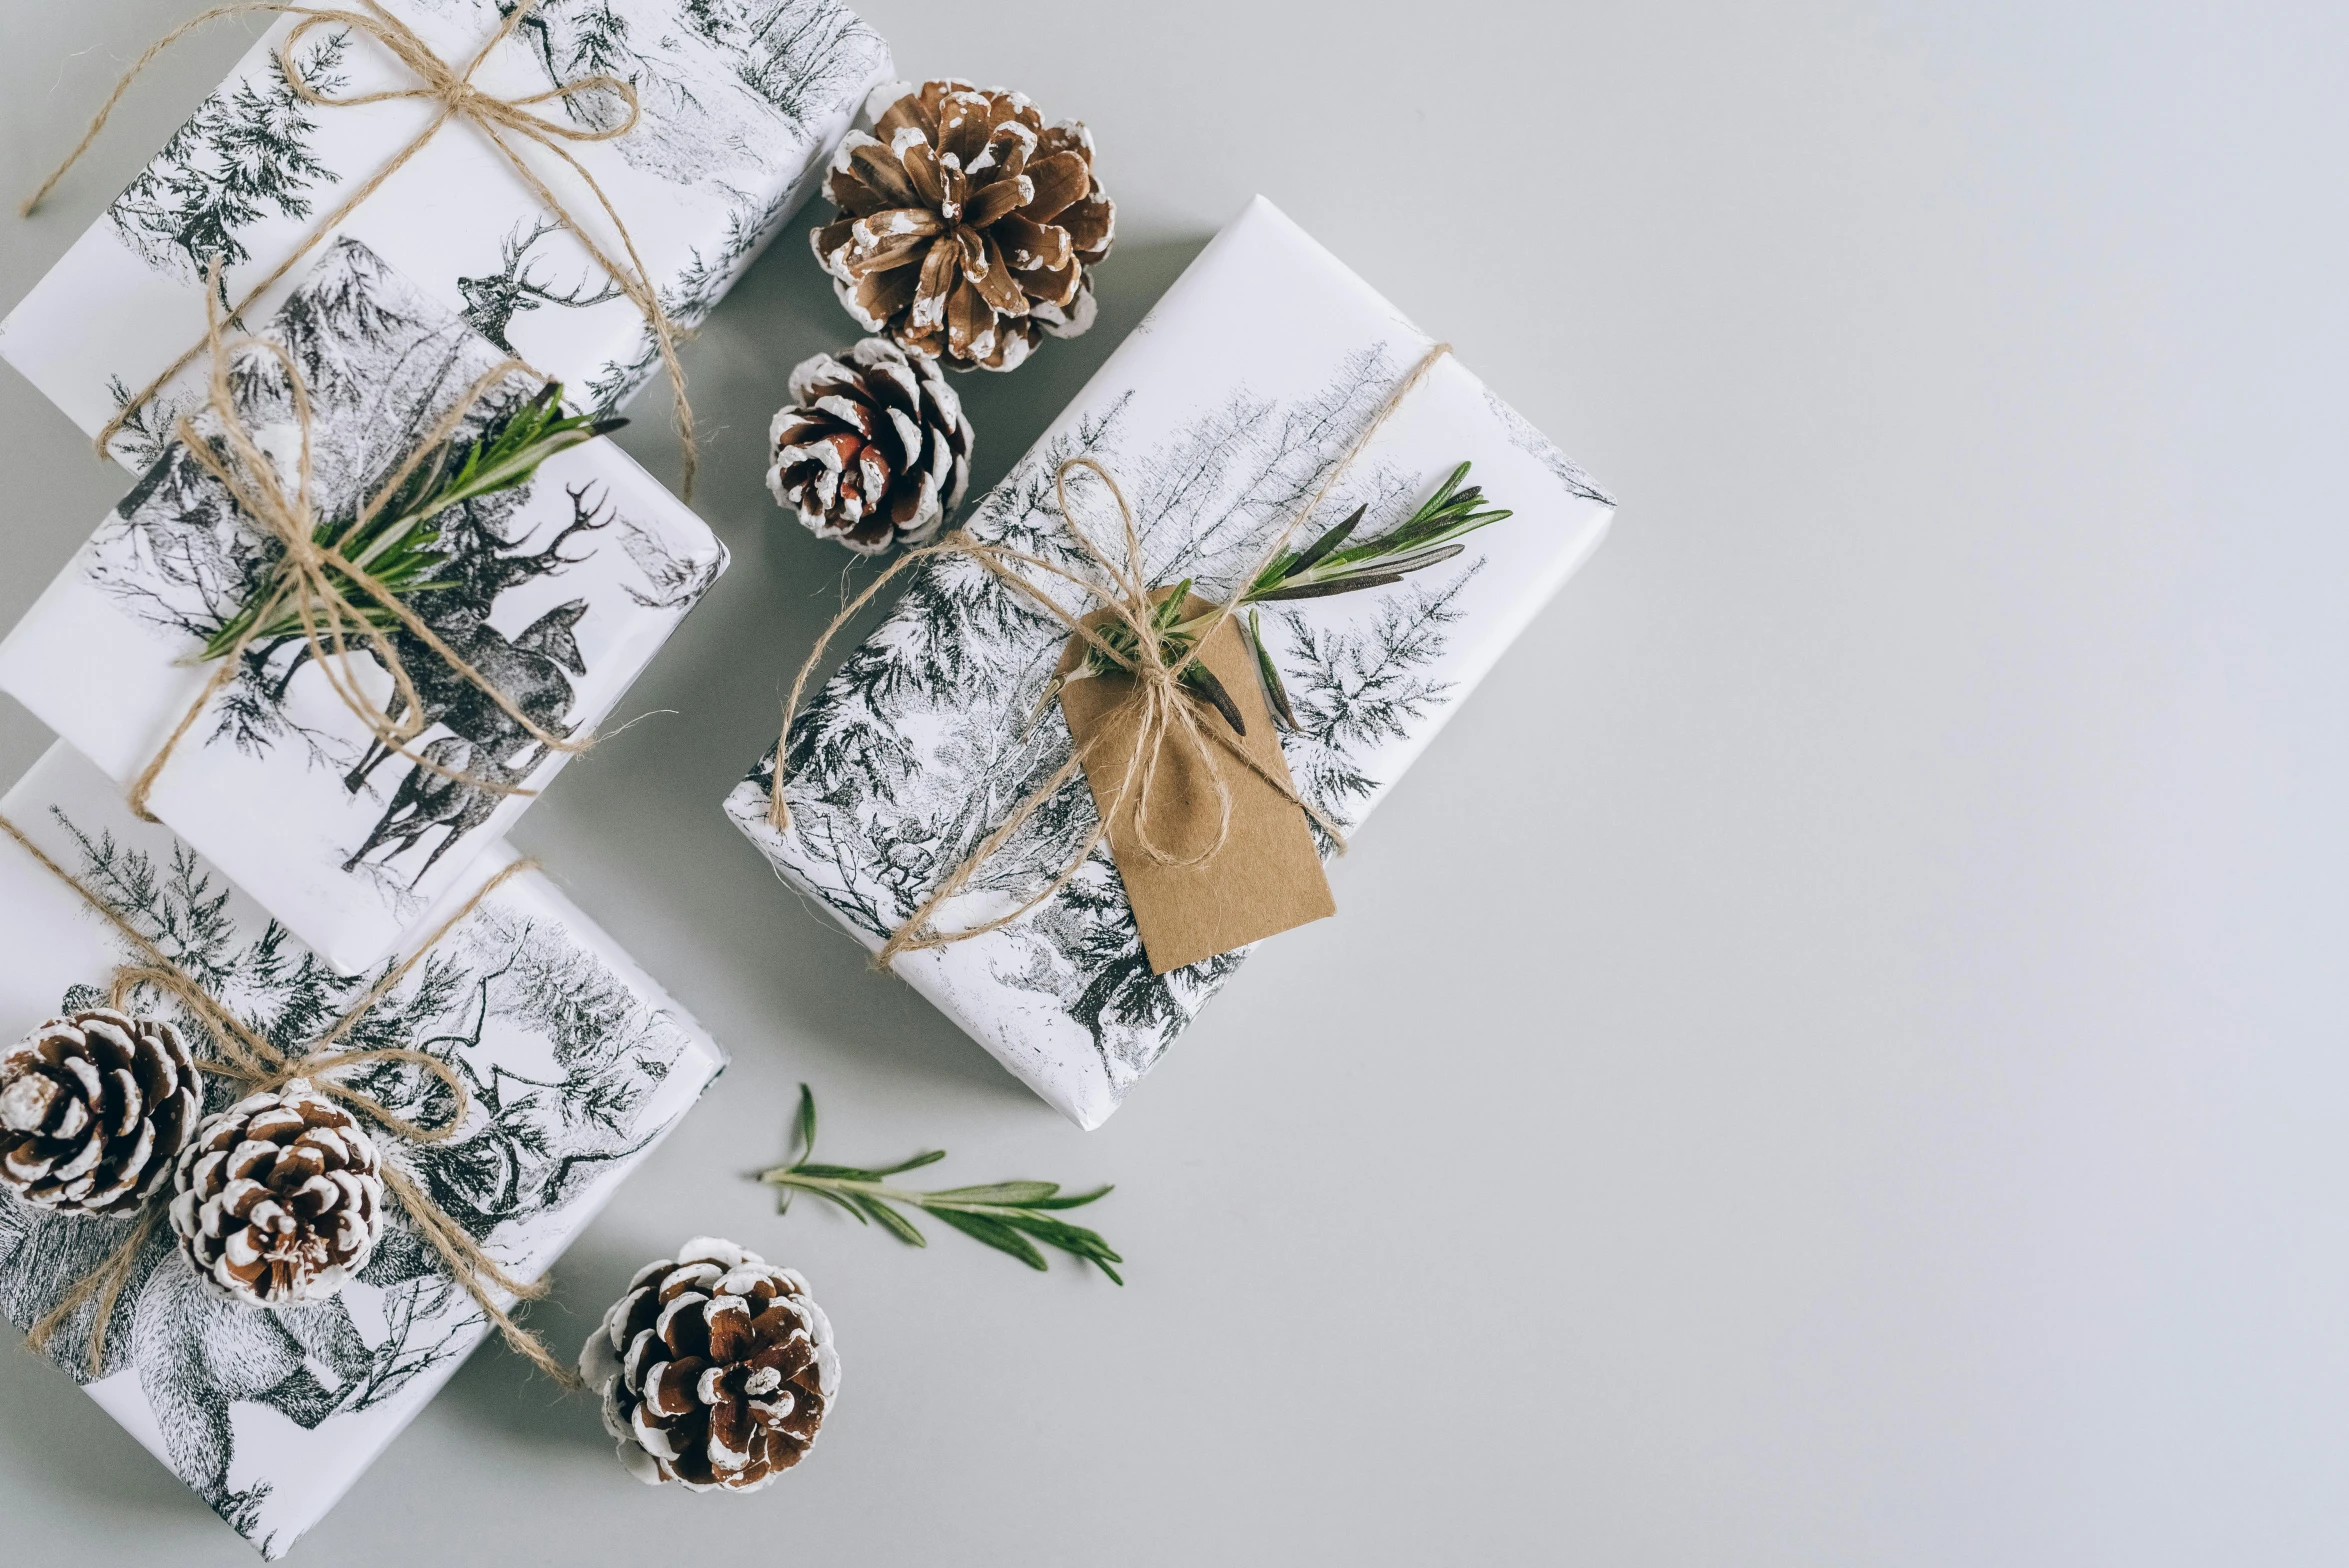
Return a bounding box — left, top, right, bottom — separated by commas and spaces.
3, 1, 2347, 1562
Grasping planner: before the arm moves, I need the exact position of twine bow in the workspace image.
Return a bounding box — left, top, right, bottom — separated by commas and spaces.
766, 344, 1452, 969
0, 811, 578, 1387
125, 261, 592, 822
23, 0, 699, 497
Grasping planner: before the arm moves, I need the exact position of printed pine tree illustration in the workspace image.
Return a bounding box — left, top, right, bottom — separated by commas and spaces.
699, 0, 889, 122
108, 29, 351, 286
1274, 568, 1472, 835
506, 0, 644, 133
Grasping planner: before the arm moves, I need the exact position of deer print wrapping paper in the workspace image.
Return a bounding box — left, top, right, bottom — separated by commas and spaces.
0, 0, 892, 471
0, 239, 727, 975
727, 197, 1618, 1131
0, 741, 726, 1559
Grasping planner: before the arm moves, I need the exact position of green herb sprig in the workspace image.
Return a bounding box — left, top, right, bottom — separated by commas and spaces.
199, 381, 623, 661
1053, 461, 1509, 734
757, 1085, 1124, 1283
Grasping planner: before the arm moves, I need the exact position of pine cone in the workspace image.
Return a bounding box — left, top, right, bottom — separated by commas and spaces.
812, 79, 1114, 371
581, 1236, 840, 1491
169, 1078, 384, 1306
767, 337, 974, 553
0, 1009, 201, 1216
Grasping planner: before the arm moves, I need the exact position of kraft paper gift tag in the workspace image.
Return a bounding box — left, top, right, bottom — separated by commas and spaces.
1056, 595, 1335, 974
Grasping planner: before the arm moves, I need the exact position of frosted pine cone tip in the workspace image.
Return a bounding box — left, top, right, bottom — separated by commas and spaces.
768, 337, 974, 554
0, 1008, 201, 1216
169, 1078, 384, 1307
583, 1236, 840, 1492
812, 77, 1114, 371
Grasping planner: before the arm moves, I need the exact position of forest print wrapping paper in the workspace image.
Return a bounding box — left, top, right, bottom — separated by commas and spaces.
0, 0, 892, 468
728, 197, 1617, 1129
0, 239, 727, 976
0, 742, 724, 1558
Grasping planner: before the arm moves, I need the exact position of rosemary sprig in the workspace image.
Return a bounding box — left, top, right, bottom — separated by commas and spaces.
198, 381, 623, 661
757, 1085, 1124, 1284
1053, 461, 1508, 734
1235, 460, 1508, 723
1244, 460, 1509, 603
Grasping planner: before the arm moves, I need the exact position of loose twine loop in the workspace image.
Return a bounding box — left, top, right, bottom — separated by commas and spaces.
766, 344, 1452, 970
23, 0, 699, 499
126, 259, 595, 821
0, 812, 578, 1387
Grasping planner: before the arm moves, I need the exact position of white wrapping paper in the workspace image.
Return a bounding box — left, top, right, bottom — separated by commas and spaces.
1, 0, 891, 468
0, 239, 727, 975
0, 741, 725, 1558
728, 196, 1617, 1128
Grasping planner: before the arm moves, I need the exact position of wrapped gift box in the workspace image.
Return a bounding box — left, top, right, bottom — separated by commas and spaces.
0, 237, 727, 976
1, 0, 891, 469
0, 741, 726, 1558
726, 196, 1618, 1129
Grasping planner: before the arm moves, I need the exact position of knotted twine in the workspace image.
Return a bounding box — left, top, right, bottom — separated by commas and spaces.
124, 257, 593, 821
22, 0, 699, 498
0, 811, 580, 1387
767, 343, 1451, 970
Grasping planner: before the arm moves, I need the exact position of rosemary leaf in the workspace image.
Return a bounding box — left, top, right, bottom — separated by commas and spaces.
925, 1181, 1064, 1204
926, 1207, 1050, 1271
854, 1195, 929, 1247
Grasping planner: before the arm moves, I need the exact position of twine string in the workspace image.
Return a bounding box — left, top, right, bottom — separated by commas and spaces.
0, 811, 574, 1385
765, 345, 1452, 968
22, 0, 698, 498
124, 258, 596, 822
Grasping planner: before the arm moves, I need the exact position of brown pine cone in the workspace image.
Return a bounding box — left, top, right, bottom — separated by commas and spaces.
0, 1009, 201, 1215
767, 336, 974, 553
581, 1237, 840, 1491
168, 1078, 384, 1306
812, 78, 1114, 371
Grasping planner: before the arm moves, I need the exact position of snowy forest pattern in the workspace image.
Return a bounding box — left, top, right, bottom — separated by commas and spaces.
100, 0, 887, 420
0, 810, 698, 1555
734, 348, 1486, 1101
94, 238, 715, 899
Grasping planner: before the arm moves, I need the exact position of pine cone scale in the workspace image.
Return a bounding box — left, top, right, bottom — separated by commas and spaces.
1059, 192, 1114, 256
1021, 152, 1092, 222
846, 142, 920, 208
997, 212, 1073, 274
962, 175, 1030, 230
846, 223, 935, 276
968, 233, 1028, 315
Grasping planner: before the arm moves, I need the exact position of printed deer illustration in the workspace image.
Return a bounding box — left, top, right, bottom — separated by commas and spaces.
327, 482, 611, 881
456, 218, 622, 355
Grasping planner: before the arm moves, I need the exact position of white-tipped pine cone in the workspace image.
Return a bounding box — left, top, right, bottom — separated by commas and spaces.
812, 78, 1114, 372
169, 1079, 383, 1306
767, 337, 974, 554
0, 1009, 201, 1216
581, 1237, 840, 1491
